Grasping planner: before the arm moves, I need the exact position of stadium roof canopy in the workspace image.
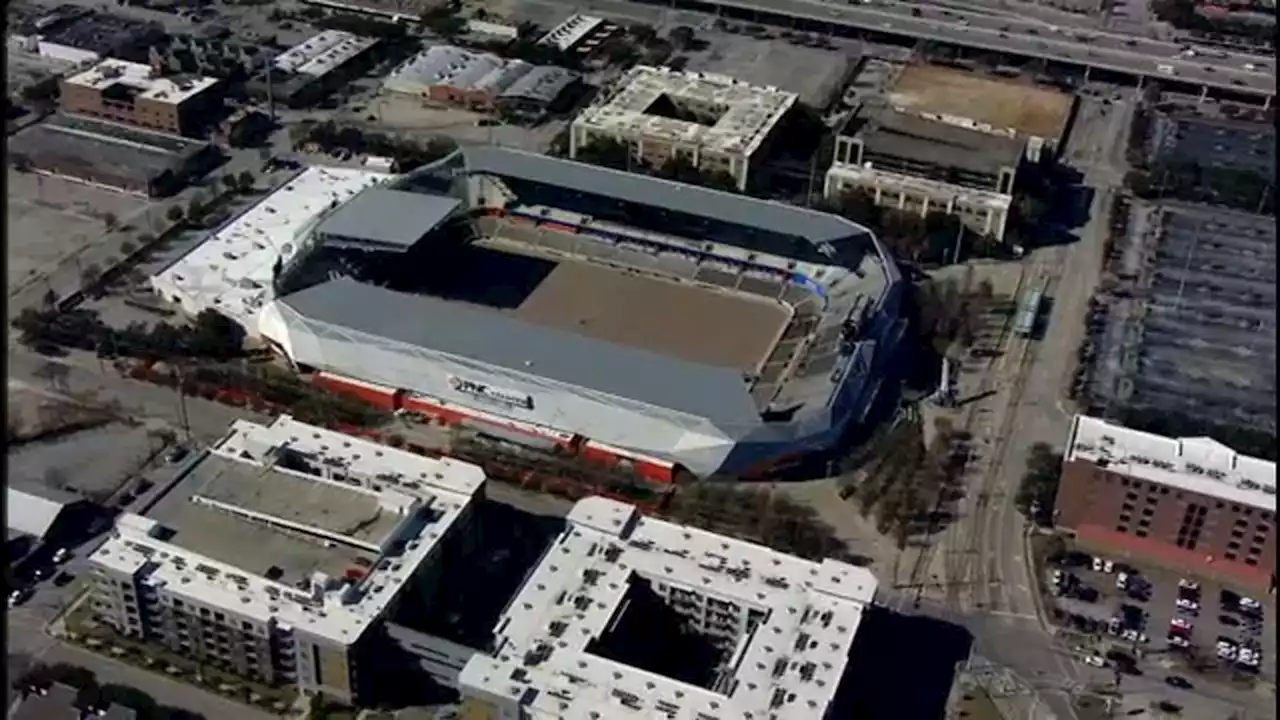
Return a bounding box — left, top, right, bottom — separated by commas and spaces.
276, 277, 762, 427
315, 187, 462, 251
461, 145, 868, 247
7, 487, 72, 539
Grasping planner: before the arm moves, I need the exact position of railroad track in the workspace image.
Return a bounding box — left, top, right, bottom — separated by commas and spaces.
899, 264, 1029, 610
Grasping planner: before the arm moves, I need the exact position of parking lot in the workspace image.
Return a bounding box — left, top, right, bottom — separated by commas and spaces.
6, 170, 153, 294
1046, 550, 1276, 683
1145, 109, 1276, 176
1080, 200, 1276, 428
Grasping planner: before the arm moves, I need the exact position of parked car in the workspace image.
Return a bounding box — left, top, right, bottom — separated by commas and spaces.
1164, 675, 1192, 690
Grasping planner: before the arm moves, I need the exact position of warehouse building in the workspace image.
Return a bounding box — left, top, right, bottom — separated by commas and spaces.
11, 113, 219, 197
87, 415, 488, 705
458, 495, 879, 718
570, 65, 797, 192
265, 30, 380, 108
1055, 415, 1276, 592
382, 45, 578, 114
60, 58, 221, 136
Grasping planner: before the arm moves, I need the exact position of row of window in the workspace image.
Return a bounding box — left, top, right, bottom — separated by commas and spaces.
1115, 475, 1275, 522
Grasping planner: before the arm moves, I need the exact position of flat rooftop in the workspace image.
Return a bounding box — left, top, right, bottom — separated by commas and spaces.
63, 58, 218, 105
12, 113, 211, 184
856, 102, 1027, 179
460, 496, 878, 719
316, 187, 462, 251
888, 64, 1075, 142
92, 415, 486, 643
150, 165, 391, 328
465, 237, 791, 372
273, 30, 378, 78
1067, 415, 1276, 512
574, 65, 797, 159
146, 454, 385, 583
384, 45, 535, 95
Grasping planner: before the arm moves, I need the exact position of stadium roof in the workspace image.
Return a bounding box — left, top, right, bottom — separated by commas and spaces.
315, 187, 461, 251
460, 146, 868, 247
274, 277, 763, 428
7, 487, 70, 539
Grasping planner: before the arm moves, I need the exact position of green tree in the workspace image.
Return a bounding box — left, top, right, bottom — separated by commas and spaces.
1015, 442, 1063, 524
102, 212, 120, 231
236, 170, 256, 192
166, 206, 185, 224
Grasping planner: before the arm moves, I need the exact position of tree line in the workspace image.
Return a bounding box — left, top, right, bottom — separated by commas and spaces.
1014, 442, 1063, 525
292, 122, 457, 173
13, 307, 246, 364
14, 662, 205, 720
1124, 161, 1274, 216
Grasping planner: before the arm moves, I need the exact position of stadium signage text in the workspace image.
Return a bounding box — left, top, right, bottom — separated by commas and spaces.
448, 377, 534, 410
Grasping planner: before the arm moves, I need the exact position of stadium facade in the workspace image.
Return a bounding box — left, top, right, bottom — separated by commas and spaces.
160, 147, 905, 480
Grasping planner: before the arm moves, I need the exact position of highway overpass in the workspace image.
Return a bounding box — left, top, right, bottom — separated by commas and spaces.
634, 0, 1276, 98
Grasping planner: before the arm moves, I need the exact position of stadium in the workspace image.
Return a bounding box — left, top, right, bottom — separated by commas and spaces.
153, 147, 905, 480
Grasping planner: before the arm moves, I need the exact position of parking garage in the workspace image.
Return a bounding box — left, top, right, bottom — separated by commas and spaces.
1083, 202, 1275, 430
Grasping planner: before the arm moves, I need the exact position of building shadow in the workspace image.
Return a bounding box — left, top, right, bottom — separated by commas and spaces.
828, 606, 973, 720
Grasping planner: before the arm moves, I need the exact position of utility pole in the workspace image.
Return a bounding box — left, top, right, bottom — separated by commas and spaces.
175, 364, 192, 443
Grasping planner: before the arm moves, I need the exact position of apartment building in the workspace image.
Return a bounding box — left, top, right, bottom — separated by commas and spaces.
1055, 415, 1276, 592
60, 58, 220, 136
87, 415, 487, 705
570, 65, 797, 192
458, 496, 879, 719
825, 100, 1023, 241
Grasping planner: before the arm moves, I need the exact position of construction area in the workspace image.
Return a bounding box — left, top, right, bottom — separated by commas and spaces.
887, 63, 1075, 145
1083, 200, 1275, 430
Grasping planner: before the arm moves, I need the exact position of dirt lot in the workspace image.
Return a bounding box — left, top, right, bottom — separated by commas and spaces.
888, 64, 1075, 140
7, 384, 161, 504
516, 260, 790, 370
6, 170, 152, 293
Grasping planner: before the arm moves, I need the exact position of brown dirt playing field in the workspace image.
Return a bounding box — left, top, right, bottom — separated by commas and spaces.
513, 261, 790, 371
888, 65, 1075, 141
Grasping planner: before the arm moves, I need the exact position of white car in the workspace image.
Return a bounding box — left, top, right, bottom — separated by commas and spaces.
1239, 597, 1262, 611
52, 547, 69, 564
1245, 62, 1258, 71
1167, 634, 1191, 648
1121, 629, 1148, 644
1178, 578, 1200, 591
1092, 557, 1105, 572
1176, 598, 1200, 611
1082, 654, 1106, 667
1052, 569, 1064, 585
1116, 572, 1129, 589
1170, 617, 1193, 631
1103, 560, 1115, 574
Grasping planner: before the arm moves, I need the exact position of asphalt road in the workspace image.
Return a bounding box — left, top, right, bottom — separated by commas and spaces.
621, 0, 1274, 93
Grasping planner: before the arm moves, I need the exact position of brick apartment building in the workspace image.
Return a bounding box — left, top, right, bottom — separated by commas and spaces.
1055, 415, 1276, 592
60, 58, 220, 136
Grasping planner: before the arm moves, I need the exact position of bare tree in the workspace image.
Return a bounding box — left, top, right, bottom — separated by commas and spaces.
102, 212, 119, 231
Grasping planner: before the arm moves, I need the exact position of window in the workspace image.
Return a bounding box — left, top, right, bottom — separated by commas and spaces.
1248, 545, 1262, 556
1224, 552, 1237, 561
1119, 513, 1132, 524
1141, 507, 1154, 517
1146, 496, 1158, 505
1125, 491, 1138, 500
1257, 524, 1271, 533
1160, 487, 1169, 495
243, 621, 254, 631
1228, 541, 1241, 550
1138, 518, 1151, 528
1245, 557, 1259, 566
1175, 537, 1187, 548
1122, 502, 1136, 512
1136, 529, 1149, 538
